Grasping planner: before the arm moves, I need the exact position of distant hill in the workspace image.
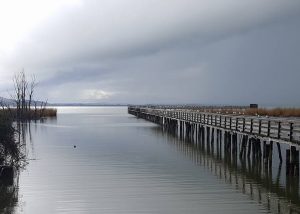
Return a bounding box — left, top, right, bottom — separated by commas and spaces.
48, 103, 128, 107
0, 97, 15, 106
0, 97, 46, 107
0, 97, 128, 107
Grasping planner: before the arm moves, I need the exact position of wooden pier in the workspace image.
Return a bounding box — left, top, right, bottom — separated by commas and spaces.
128, 105, 300, 177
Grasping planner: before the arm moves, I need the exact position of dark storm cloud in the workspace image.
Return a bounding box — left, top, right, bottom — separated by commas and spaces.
2, 0, 300, 105
11, 1, 300, 66
39, 65, 113, 86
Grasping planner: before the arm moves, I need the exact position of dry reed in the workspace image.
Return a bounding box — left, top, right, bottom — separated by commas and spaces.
244, 108, 300, 117
0, 108, 57, 120
195, 107, 300, 117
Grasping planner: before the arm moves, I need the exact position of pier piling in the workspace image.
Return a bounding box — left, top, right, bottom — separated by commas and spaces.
128, 106, 300, 178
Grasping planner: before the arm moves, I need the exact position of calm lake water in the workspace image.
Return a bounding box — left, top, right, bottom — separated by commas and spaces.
2, 107, 300, 213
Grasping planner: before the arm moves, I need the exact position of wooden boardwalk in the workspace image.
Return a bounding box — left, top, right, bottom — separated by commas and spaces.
128, 105, 300, 177
128, 106, 300, 145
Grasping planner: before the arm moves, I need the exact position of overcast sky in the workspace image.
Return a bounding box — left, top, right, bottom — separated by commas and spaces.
0, 0, 300, 106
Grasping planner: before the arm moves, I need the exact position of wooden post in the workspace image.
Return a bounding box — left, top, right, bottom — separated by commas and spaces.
211, 128, 215, 153
247, 138, 252, 157
227, 132, 231, 153
184, 122, 189, 138
224, 131, 227, 153
286, 146, 299, 177
207, 127, 210, 152
291, 146, 297, 176
257, 139, 262, 161
264, 144, 271, 167
296, 150, 299, 176
267, 121, 271, 137
239, 135, 247, 159
252, 138, 256, 160
180, 120, 183, 136
276, 142, 282, 163
263, 141, 267, 163
219, 130, 222, 158
290, 122, 294, 142
232, 133, 237, 155
198, 124, 201, 145
286, 149, 291, 176
277, 122, 281, 139
269, 141, 273, 169
201, 126, 205, 146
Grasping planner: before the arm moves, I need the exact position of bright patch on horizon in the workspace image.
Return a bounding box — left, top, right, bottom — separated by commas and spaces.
81, 89, 114, 100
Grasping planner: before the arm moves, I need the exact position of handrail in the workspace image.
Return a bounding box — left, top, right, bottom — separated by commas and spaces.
128, 106, 300, 145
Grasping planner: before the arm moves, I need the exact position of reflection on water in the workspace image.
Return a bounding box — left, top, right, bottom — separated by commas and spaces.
151, 126, 300, 213
0, 182, 19, 213
0, 121, 30, 214
1, 107, 299, 213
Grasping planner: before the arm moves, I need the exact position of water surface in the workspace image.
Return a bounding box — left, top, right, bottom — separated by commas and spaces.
5, 107, 299, 213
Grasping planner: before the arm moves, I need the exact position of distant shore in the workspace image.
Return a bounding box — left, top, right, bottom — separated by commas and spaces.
48, 103, 128, 107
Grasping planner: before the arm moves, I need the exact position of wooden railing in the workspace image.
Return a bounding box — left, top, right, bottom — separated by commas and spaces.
128, 106, 300, 145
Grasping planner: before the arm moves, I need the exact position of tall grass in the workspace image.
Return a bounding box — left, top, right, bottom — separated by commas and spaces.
244, 108, 300, 117
194, 107, 300, 117
0, 108, 57, 120
39, 108, 57, 118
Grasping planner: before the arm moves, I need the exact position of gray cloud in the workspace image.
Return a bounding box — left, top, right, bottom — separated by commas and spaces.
1, 0, 300, 106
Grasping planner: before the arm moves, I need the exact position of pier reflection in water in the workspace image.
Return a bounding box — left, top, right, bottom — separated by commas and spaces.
150, 124, 300, 213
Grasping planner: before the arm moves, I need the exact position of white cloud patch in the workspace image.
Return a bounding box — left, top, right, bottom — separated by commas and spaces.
80, 89, 114, 100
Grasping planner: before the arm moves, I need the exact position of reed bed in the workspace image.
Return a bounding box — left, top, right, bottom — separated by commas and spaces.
38, 108, 57, 118
0, 108, 57, 120
195, 107, 300, 117
244, 108, 300, 117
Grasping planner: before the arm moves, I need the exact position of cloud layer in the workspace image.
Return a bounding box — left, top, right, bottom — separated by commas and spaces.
1, 0, 300, 106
